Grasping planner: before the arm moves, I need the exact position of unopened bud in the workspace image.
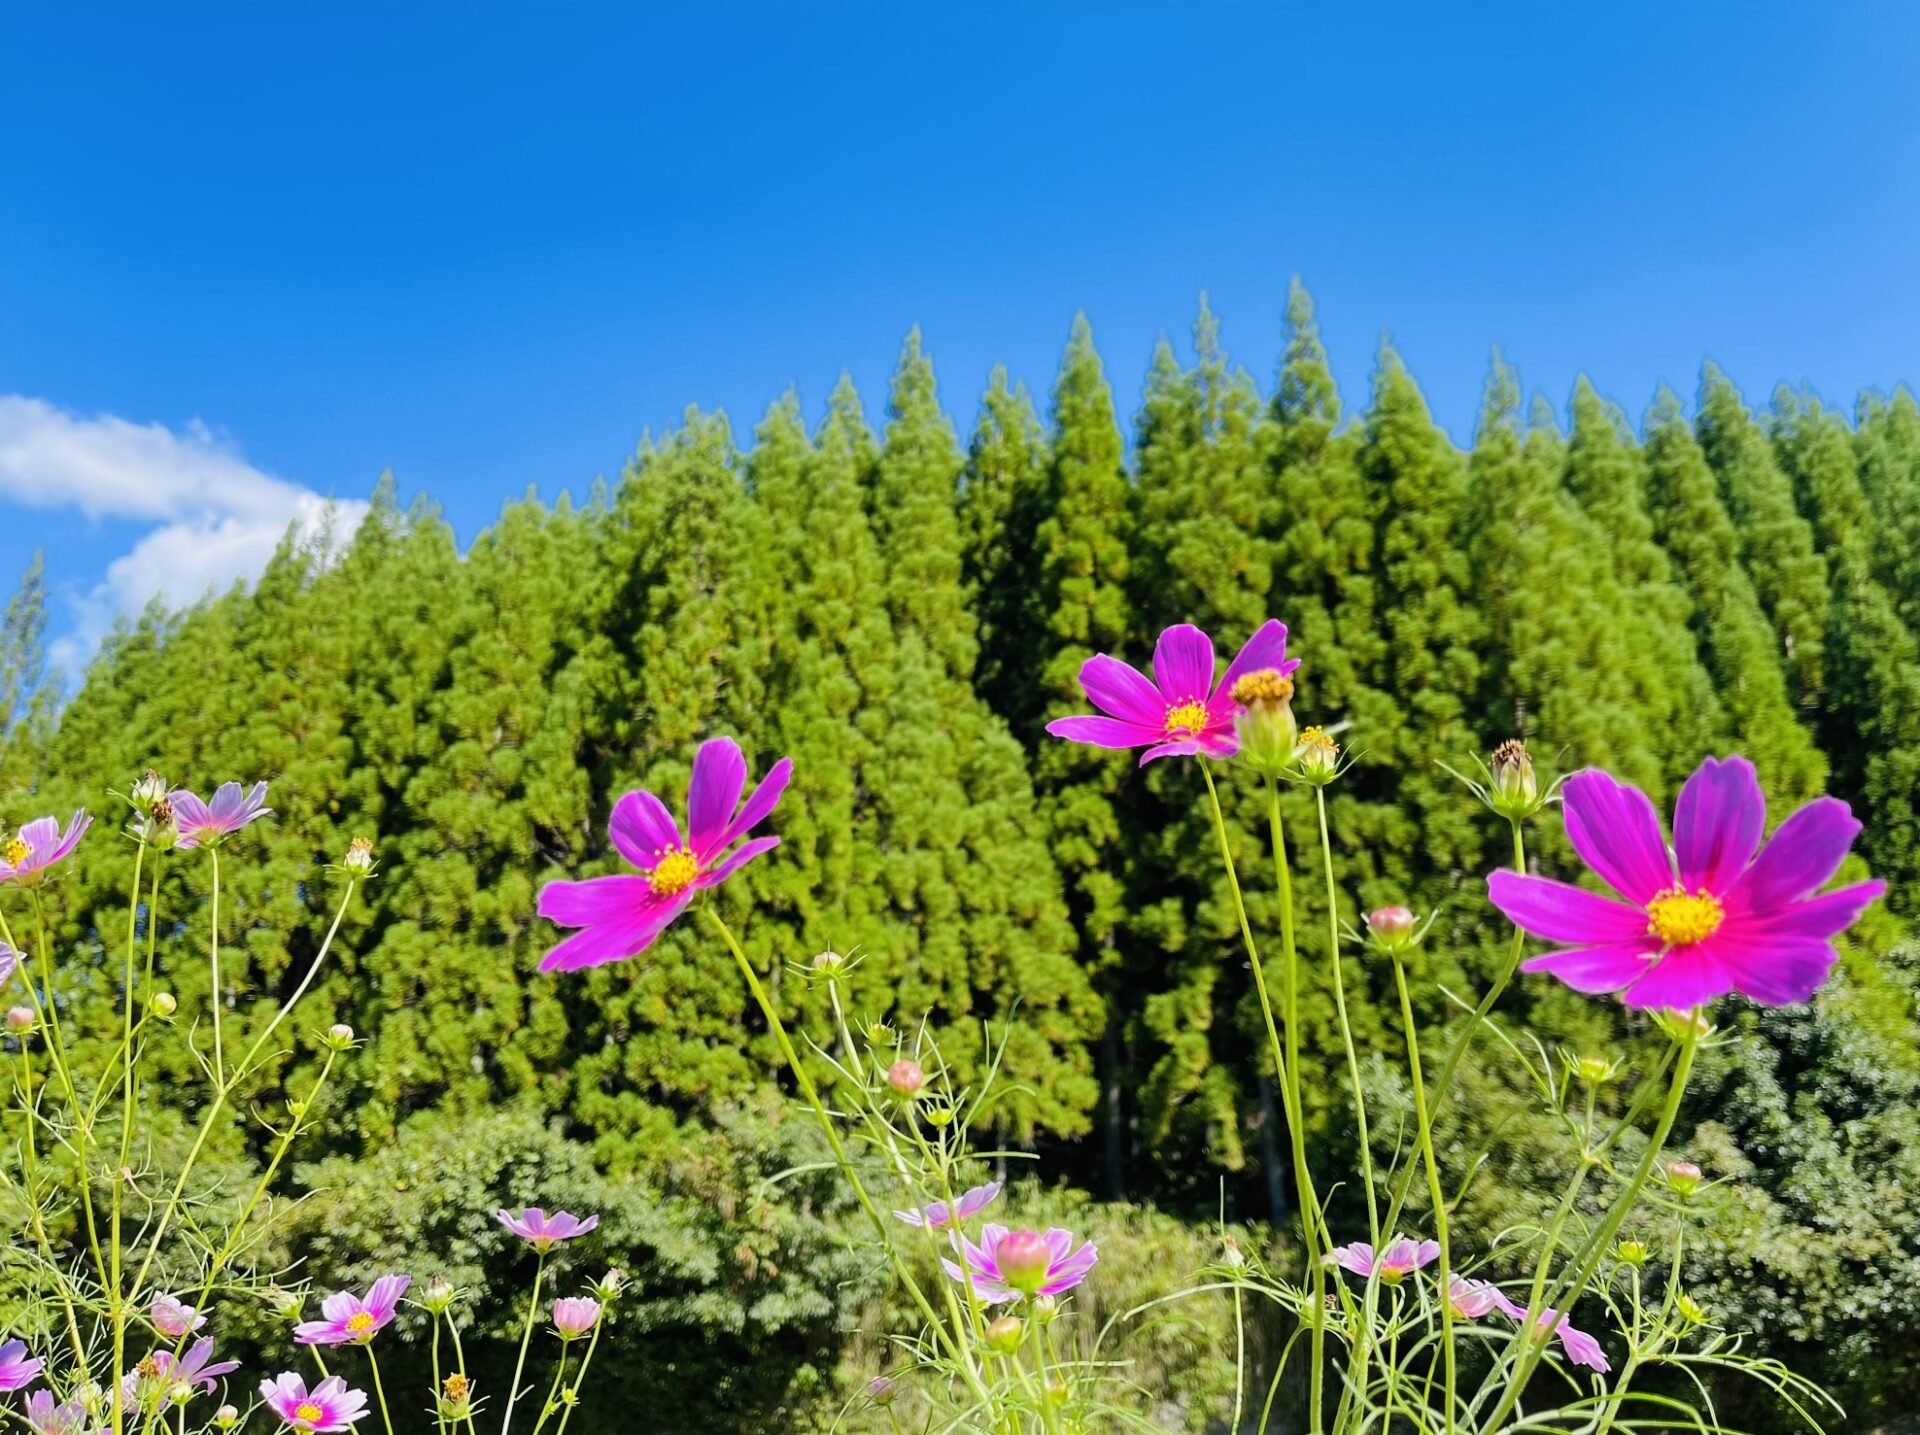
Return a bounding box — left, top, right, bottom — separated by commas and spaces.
1366, 906, 1418, 957
1488, 740, 1541, 818
420, 1275, 456, 1314
287, 1099, 307, 1119
887, 1059, 925, 1098
131, 770, 169, 806
1675, 1292, 1708, 1325
866, 1376, 896, 1407
1615, 1239, 1650, 1267
1666, 1160, 1703, 1198
1575, 1054, 1616, 1085
1230, 669, 1299, 777
6, 1005, 34, 1033
167, 1382, 193, 1408
1294, 726, 1340, 786
343, 836, 376, 873
152, 991, 177, 1018
214, 1406, 239, 1429
266, 1286, 304, 1320
810, 950, 845, 973
1031, 1293, 1059, 1323
865, 1021, 896, 1047
324, 1022, 355, 1051
984, 1315, 1025, 1354
1044, 1379, 1069, 1406
923, 1104, 956, 1128
591, 1268, 625, 1301
1222, 1237, 1245, 1270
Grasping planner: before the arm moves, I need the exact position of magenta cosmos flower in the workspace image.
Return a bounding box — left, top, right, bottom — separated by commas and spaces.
944, 1225, 1098, 1304
1046, 620, 1296, 764
537, 737, 790, 972
0, 813, 91, 888
497, 1207, 599, 1252
1325, 1236, 1439, 1284
0, 1339, 42, 1392
170, 782, 271, 850
123, 1337, 240, 1403
260, 1374, 369, 1433
894, 1181, 1002, 1230
1447, 1274, 1526, 1320
1533, 1309, 1610, 1373
1489, 757, 1885, 1009
293, 1276, 409, 1346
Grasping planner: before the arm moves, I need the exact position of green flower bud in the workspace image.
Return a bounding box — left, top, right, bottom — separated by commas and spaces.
1666, 1160, 1703, 1198
152, 991, 177, 1018
1230, 670, 1299, 777
1488, 739, 1541, 818
1615, 1239, 1650, 1267
1294, 726, 1341, 786
984, 1315, 1025, 1354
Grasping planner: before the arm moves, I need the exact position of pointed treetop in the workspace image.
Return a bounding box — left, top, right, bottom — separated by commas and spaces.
1277, 277, 1339, 429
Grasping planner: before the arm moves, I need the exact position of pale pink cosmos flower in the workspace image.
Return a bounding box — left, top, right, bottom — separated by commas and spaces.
536, 737, 790, 972
0, 1338, 43, 1392
293, 1276, 409, 1346
0, 813, 91, 888
122, 1337, 239, 1403
24, 1390, 90, 1435
894, 1181, 1002, 1229
943, 1224, 1098, 1303
497, 1207, 599, 1253
150, 1293, 205, 1340
1325, 1236, 1439, 1283
1447, 1274, 1526, 1320
551, 1297, 601, 1340
1047, 621, 1297, 764
0, 941, 18, 986
171, 783, 272, 851
259, 1374, 369, 1432
1534, 1309, 1610, 1372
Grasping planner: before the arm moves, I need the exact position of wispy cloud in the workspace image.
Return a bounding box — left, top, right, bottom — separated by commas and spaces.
0, 395, 369, 682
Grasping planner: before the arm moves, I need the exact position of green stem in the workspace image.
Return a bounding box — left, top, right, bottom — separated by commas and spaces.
528, 1347, 570, 1435
112, 843, 152, 1435
498, 1255, 545, 1435
367, 1346, 398, 1435
704, 907, 988, 1400
1475, 1025, 1701, 1435
547, 1320, 603, 1435
12, 1035, 89, 1366
1393, 957, 1456, 1435
208, 847, 225, 1090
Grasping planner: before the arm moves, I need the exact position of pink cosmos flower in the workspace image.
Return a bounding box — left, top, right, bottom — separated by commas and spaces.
293, 1276, 409, 1346
943, 1225, 1098, 1304
894, 1181, 1002, 1229
1046, 621, 1296, 764
537, 737, 790, 972
551, 1297, 601, 1340
0, 1339, 43, 1392
1325, 1236, 1440, 1283
1489, 757, 1885, 1009
0, 813, 91, 888
123, 1338, 240, 1402
24, 1390, 90, 1435
171, 782, 272, 850
1447, 1274, 1527, 1321
1534, 1310, 1610, 1373
497, 1207, 600, 1252
260, 1374, 369, 1432
150, 1293, 205, 1340
0, 941, 18, 985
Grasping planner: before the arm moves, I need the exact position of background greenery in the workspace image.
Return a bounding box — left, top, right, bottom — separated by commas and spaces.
5, 285, 1920, 1430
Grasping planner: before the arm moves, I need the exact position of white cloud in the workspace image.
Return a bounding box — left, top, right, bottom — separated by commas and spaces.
0, 395, 369, 683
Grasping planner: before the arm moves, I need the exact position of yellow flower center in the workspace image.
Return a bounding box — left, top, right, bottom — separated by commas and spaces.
1163, 701, 1211, 737
649, 847, 700, 897
1230, 669, 1293, 706
294, 1404, 324, 1425
2, 838, 26, 867
1645, 886, 1724, 947
346, 1311, 375, 1334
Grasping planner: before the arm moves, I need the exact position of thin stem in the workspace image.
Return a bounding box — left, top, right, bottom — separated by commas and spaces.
1393, 957, 1455, 1435
498, 1254, 546, 1435
12, 1035, 89, 1366
704, 906, 988, 1399
547, 1321, 604, 1435
112, 845, 153, 1435
368, 1347, 398, 1435
529, 1347, 570, 1435
208, 847, 225, 1090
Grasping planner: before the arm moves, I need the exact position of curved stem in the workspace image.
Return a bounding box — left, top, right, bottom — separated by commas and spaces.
498, 1254, 545, 1435
1393, 959, 1454, 1435
367, 1347, 398, 1435
704, 907, 987, 1400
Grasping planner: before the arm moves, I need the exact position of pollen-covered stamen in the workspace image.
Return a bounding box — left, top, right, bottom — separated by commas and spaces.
1645, 886, 1725, 947
345, 1311, 375, 1336
293, 1404, 324, 1426
1163, 700, 1211, 737
649, 847, 700, 897
1230, 669, 1293, 707
1, 838, 25, 867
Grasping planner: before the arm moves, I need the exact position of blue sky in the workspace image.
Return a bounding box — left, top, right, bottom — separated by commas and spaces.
4, 5, 1917, 678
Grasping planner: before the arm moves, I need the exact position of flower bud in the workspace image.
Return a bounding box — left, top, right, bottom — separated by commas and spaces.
1230, 670, 1299, 777
1030, 1293, 1059, 1323
865, 1021, 896, 1047
167, 1382, 194, 1408
591, 1268, 625, 1301
6, 1005, 34, 1033
152, 991, 178, 1018
419, 1275, 457, 1315
141, 796, 180, 851
886, 1059, 925, 1099
266, 1286, 304, 1320
1366, 906, 1418, 957
983, 1315, 1025, 1354
922, 1104, 956, 1128
439, 1374, 473, 1420
1222, 1236, 1245, 1269
1666, 1160, 1703, 1198
1294, 726, 1341, 786
1615, 1239, 1650, 1267
214, 1406, 240, 1429
1488, 739, 1541, 818
810, 950, 845, 973
343, 836, 376, 874
132, 770, 169, 807
865, 1376, 896, 1407
1675, 1292, 1708, 1326
551, 1296, 601, 1340
1044, 1379, 1068, 1406
992, 1230, 1054, 1296
324, 1022, 356, 1051
1575, 1054, 1616, 1085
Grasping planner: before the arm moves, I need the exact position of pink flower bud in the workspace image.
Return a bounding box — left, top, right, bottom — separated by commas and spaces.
5, 1006, 33, 1033
1666, 1160, 1703, 1197
887, 1059, 925, 1098
1367, 906, 1418, 955
993, 1230, 1055, 1296
551, 1297, 601, 1340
